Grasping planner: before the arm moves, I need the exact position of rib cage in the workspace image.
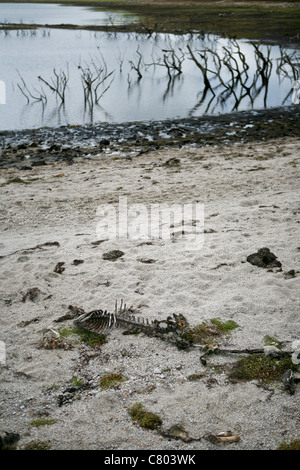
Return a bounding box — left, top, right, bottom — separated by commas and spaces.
74, 300, 154, 336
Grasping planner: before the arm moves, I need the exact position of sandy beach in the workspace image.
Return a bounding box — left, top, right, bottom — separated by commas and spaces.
0, 134, 299, 450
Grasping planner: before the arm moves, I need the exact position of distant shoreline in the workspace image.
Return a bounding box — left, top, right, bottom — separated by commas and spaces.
1, 0, 300, 45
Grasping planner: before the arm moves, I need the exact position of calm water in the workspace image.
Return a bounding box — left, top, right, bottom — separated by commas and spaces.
0, 3, 138, 25
0, 4, 298, 131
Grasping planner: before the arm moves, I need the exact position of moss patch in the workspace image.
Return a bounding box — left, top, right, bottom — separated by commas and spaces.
187, 373, 205, 382
59, 327, 107, 348
21, 440, 51, 450
30, 418, 57, 427
128, 402, 162, 430
229, 354, 296, 383
99, 372, 126, 390
277, 439, 300, 450
181, 318, 239, 347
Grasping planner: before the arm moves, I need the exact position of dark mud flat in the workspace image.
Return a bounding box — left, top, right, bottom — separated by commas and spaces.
0, 105, 299, 170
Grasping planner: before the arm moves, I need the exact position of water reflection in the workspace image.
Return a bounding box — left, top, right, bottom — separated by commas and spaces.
0, 28, 298, 130
0, 3, 138, 26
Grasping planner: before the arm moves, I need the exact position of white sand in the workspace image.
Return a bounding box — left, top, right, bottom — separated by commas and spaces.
0, 137, 299, 450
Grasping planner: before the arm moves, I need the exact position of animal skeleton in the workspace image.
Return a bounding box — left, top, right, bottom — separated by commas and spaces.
74, 300, 296, 360
74, 300, 191, 349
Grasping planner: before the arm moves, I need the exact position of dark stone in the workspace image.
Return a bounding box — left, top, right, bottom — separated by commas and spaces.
164, 157, 181, 166
19, 165, 32, 171
49, 144, 61, 152
102, 250, 124, 261
54, 262, 65, 274
99, 139, 110, 146
22, 287, 43, 302
0, 431, 20, 450
284, 269, 296, 279
160, 425, 192, 443
31, 159, 47, 166
281, 369, 295, 395
247, 247, 282, 269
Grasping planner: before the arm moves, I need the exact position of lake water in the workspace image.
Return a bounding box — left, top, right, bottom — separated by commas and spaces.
0, 3, 138, 25
0, 4, 298, 131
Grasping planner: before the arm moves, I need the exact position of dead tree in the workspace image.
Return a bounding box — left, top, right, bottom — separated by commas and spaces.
38, 68, 69, 104
78, 63, 114, 107
187, 45, 215, 96
17, 71, 47, 104
129, 46, 144, 81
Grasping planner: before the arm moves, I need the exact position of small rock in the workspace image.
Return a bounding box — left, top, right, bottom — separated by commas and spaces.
294, 372, 300, 382
54, 262, 65, 274
164, 157, 181, 167
263, 346, 281, 358
284, 269, 296, 279
246, 247, 282, 269
102, 250, 124, 261
41, 328, 71, 350
31, 159, 46, 167
0, 431, 20, 450
19, 166, 32, 171
99, 139, 110, 146
292, 339, 300, 365
22, 287, 43, 303
138, 258, 156, 264
160, 424, 192, 443
281, 369, 295, 395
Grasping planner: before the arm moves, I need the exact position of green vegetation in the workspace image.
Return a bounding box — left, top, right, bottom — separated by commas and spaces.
128, 402, 162, 430
21, 440, 51, 450
277, 439, 300, 450
181, 318, 239, 346
187, 373, 204, 382
59, 327, 107, 348
99, 372, 127, 389
210, 318, 240, 334
71, 375, 84, 387
0, 177, 40, 187
30, 418, 57, 427
264, 335, 284, 350
229, 354, 296, 383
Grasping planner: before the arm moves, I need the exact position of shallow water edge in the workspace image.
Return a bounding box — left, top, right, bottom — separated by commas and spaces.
0, 104, 299, 169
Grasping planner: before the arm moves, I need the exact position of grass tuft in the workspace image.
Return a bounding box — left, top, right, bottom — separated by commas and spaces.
128, 402, 162, 430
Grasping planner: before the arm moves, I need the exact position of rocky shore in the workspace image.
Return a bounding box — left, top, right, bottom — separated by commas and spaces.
1, 105, 299, 170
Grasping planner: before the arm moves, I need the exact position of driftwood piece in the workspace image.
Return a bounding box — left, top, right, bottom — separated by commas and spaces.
0, 241, 59, 260
204, 431, 240, 444
216, 434, 240, 443
200, 346, 292, 365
